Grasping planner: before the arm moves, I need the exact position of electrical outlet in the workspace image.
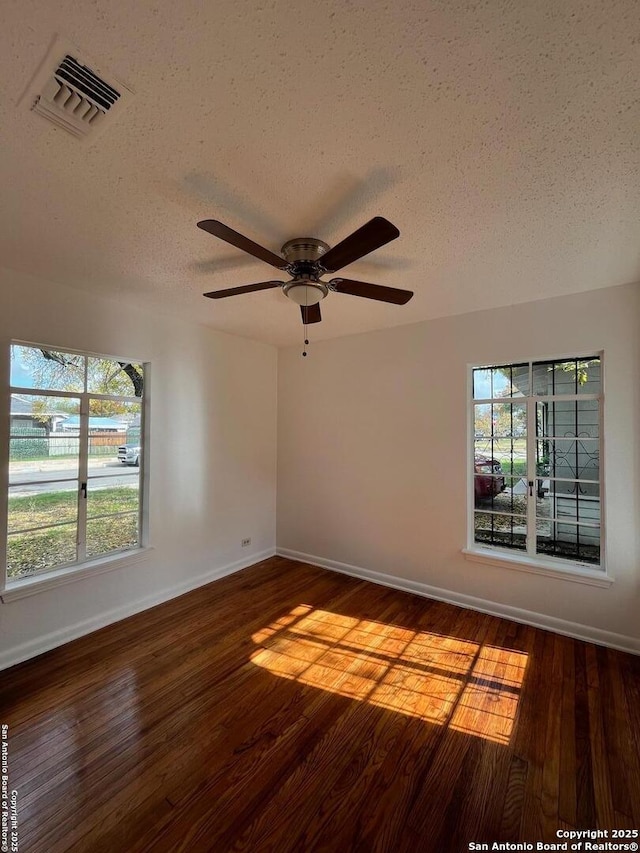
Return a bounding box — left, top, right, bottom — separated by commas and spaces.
241, 537, 251, 547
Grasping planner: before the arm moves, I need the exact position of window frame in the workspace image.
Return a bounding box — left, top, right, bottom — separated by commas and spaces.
1, 340, 150, 598
465, 351, 611, 585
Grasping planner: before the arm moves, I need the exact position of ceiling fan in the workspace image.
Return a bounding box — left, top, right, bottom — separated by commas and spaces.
197, 216, 413, 325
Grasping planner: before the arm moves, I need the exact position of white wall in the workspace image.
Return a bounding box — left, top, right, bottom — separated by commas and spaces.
0, 268, 278, 668
277, 283, 640, 651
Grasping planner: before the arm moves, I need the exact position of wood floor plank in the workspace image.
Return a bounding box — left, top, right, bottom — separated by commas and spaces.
558, 635, 577, 826
620, 652, 640, 824
585, 643, 617, 829
2, 556, 639, 853
518, 629, 554, 840
539, 632, 564, 836
600, 647, 640, 823
498, 754, 529, 840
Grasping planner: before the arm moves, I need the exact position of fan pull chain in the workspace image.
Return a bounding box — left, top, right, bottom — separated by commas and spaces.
302, 283, 310, 357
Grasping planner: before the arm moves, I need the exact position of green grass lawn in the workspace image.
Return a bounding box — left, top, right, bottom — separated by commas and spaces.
7, 486, 139, 579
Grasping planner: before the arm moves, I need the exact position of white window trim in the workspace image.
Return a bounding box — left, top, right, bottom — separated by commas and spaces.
2, 340, 150, 595
467, 352, 607, 582
462, 547, 613, 588
1, 546, 155, 602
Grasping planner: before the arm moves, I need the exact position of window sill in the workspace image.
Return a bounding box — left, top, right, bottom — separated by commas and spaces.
462, 547, 613, 588
1, 547, 154, 602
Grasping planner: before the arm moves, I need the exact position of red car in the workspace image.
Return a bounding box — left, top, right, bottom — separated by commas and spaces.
474, 455, 506, 498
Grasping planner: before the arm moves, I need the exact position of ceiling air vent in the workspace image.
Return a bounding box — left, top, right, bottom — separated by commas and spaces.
20, 35, 134, 141
33, 55, 120, 137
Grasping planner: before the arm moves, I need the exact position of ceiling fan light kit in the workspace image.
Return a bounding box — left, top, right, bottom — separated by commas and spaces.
197, 216, 414, 344
282, 281, 327, 306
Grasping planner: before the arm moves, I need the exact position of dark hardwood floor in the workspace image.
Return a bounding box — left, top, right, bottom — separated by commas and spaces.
1, 556, 639, 852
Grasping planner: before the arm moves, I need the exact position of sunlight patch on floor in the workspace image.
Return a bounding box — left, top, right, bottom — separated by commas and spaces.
251, 606, 528, 744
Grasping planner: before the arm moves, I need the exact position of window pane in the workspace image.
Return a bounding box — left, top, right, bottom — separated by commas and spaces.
10, 345, 85, 393
81, 400, 142, 474
473, 364, 528, 399
474, 403, 491, 437
475, 403, 526, 440
532, 357, 600, 396
539, 400, 600, 440
87, 477, 139, 519
86, 513, 139, 559
510, 364, 529, 396
576, 399, 600, 435
474, 512, 527, 551
475, 438, 527, 478
490, 368, 512, 399
536, 524, 600, 565
494, 402, 526, 438
10, 394, 80, 484
538, 439, 599, 483
537, 482, 601, 523
473, 368, 492, 400
87, 358, 144, 398
8, 482, 78, 534
7, 524, 77, 580
115, 403, 142, 468
491, 364, 527, 398
474, 476, 526, 513
86, 473, 139, 559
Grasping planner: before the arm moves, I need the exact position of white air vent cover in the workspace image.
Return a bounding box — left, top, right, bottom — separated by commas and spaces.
20, 36, 134, 140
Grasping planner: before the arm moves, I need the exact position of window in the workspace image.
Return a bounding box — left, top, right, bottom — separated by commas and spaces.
5, 342, 146, 587
470, 356, 603, 570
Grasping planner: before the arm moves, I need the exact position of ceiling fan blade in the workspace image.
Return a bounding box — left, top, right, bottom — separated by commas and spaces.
329, 277, 413, 305
319, 217, 400, 273
203, 281, 283, 299
197, 220, 289, 270
300, 303, 322, 324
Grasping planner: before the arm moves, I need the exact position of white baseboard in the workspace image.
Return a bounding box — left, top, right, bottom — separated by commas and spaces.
0, 548, 276, 671
277, 548, 640, 656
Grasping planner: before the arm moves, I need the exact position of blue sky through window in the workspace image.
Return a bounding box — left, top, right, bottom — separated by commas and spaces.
10, 357, 35, 389
473, 368, 510, 399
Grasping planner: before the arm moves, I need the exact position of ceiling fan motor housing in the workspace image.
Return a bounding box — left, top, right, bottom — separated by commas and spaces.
280, 238, 330, 264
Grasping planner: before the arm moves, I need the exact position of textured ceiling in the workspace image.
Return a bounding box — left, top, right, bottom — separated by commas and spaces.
1, 0, 639, 347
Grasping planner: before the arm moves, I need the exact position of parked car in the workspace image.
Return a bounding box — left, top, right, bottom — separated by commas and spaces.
118, 427, 141, 466
474, 455, 506, 498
